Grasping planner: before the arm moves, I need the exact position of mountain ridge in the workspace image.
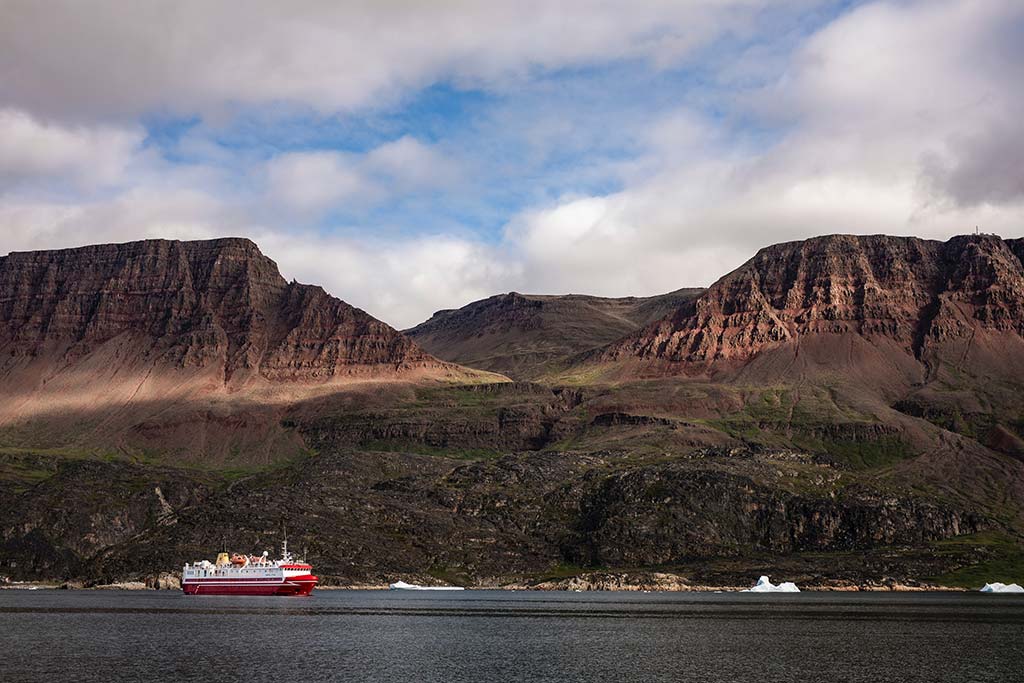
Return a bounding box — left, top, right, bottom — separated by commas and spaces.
0, 237, 447, 382
407, 288, 703, 380
586, 233, 1024, 380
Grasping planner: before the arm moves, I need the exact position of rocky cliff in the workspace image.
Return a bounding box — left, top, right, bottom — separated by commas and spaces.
601, 234, 1024, 378
0, 238, 497, 463
0, 238, 445, 382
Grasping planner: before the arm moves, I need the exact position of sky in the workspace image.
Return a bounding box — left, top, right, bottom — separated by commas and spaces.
1, 0, 1022, 328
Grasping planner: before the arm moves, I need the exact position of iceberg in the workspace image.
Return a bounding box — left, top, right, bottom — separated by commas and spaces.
979, 582, 1024, 593
742, 575, 800, 593
388, 580, 465, 591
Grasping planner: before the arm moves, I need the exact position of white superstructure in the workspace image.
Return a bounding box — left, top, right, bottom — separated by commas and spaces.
181, 540, 317, 595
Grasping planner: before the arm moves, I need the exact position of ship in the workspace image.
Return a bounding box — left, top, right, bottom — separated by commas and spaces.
181, 540, 317, 596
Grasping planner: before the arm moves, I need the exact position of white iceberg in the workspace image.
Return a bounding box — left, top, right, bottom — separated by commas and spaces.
979, 582, 1024, 593
388, 580, 465, 591
742, 576, 800, 593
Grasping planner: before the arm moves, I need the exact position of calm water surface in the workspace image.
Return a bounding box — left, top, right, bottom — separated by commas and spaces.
2, 589, 1022, 682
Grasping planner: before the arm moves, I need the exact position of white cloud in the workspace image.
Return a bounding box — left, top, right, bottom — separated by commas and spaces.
265, 151, 373, 212
770, 0, 1024, 206
261, 233, 519, 329
0, 1, 803, 121
0, 192, 230, 252
0, 108, 142, 186
365, 136, 460, 189
264, 137, 457, 213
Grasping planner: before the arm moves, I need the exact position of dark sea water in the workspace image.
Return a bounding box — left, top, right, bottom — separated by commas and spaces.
2, 589, 1023, 682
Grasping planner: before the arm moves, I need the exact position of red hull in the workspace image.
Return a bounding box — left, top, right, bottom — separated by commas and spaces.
182, 575, 318, 596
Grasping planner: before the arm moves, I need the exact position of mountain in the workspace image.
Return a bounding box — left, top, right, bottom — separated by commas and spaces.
3, 233, 1024, 590
601, 234, 1024, 373
583, 234, 1024, 452
0, 238, 498, 462
406, 289, 703, 379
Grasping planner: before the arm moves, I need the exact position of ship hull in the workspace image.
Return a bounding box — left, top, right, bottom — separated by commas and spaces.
182, 575, 317, 596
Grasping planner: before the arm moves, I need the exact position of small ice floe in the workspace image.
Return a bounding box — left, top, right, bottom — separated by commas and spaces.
979, 582, 1024, 593
742, 576, 800, 593
388, 580, 465, 591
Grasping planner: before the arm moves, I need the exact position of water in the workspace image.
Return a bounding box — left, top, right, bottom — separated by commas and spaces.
2, 589, 1023, 682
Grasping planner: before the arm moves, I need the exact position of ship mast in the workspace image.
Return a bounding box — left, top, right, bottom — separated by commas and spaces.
281, 534, 293, 563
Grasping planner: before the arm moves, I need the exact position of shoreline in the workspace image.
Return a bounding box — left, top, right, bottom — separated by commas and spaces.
2, 581, 972, 593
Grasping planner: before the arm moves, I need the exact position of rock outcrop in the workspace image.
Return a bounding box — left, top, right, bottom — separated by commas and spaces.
0, 238, 445, 383
601, 234, 1024, 375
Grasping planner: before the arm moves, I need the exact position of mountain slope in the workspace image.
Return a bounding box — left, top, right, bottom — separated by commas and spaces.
407, 289, 703, 379
556, 234, 1024, 540
0, 238, 498, 461
599, 234, 1024, 382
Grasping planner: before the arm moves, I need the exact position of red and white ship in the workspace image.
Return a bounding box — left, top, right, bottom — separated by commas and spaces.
181, 540, 317, 596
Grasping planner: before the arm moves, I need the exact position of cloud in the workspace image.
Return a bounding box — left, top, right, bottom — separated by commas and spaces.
264, 137, 457, 213
260, 233, 519, 329
365, 136, 460, 189
0, 192, 231, 252
0, 0, 801, 121
0, 108, 142, 187
265, 151, 373, 212
924, 117, 1024, 206
772, 0, 1024, 206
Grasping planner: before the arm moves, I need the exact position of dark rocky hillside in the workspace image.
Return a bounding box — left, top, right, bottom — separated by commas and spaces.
407, 289, 702, 380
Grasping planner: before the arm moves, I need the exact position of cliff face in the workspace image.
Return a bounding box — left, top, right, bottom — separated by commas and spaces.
0, 238, 498, 464
0, 238, 438, 383
602, 234, 1024, 373
407, 289, 702, 379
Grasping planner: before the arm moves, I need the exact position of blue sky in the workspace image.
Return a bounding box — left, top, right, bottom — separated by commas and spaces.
1, 0, 1022, 326
134, 3, 850, 241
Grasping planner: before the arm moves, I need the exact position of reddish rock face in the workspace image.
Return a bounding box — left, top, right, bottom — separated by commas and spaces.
0, 238, 439, 384
603, 234, 1024, 371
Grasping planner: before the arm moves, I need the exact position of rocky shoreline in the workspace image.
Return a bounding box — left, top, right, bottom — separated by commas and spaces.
1, 583, 968, 592
2, 571, 970, 593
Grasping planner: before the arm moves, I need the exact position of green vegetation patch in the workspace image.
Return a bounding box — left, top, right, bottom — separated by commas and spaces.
928, 532, 1024, 588
427, 565, 473, 586
0, 445, 126, 462
534, 562, 598, 581
795, 433, 916, 470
